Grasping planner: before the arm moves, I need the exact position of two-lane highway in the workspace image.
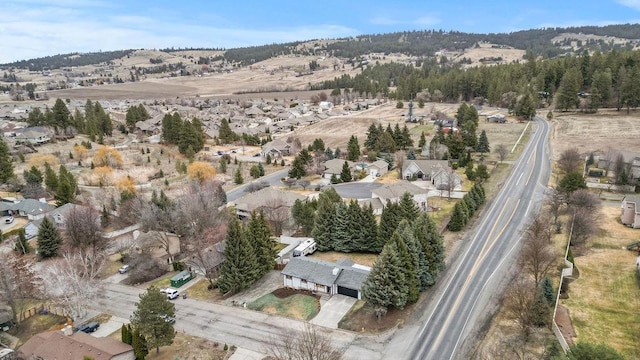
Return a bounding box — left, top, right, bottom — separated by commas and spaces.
392, 117, 551, 360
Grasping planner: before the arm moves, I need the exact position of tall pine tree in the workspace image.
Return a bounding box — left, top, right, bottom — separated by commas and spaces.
362, 233, 409, 312
394, 221, 421, 303
0, 137, 14, 183
37, 217, 62, 258
247, 211, 276, 278
218, 217, 258, 294
376, 201, 402, 252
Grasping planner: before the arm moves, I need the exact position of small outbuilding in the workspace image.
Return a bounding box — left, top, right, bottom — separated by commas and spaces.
170, 270, 193, 288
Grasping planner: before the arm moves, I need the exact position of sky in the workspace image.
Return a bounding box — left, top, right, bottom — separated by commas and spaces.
1, 0, 640, 63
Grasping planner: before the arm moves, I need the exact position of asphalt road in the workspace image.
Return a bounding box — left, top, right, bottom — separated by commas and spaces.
386, 117, 552, 360
226, 167, 290, 202
95, 283, 359, 355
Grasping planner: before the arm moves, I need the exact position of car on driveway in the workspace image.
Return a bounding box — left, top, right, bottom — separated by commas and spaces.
118, 265, 130, 274
77, 321, 100, 333
5, 216, 14, 224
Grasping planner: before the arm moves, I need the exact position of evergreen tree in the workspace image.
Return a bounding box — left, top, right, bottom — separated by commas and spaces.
161, 113, 182, 144
218, 217, 259, 293
540, 276, 555, 306
359, 204, 378, 252
530, 289, 551, 327
312, 196, 337, 251
333, 147, 341, 159
376, 201, 402, 252
476, 130, 490, 153
418, 131, 426, 149
37, 217, 62, 258
234, 165, 244, 185
347, 135, 361, 161
399, 192, 420, 222
475, 164, 490, 182
464, 193, 477, 215
364, 123, 380, 150
447, 202, 467, 231
219, 157, 227, 174
557, 171, 586, 194
407, 149, 416, 160
15, 228, 30, 255
52, 98, 71, 133
130, 287, 174, 354
0, 137, 14, 183
132, 327, 149, 360
401, 125, 413, 149
247, 211, 275, 278
257, 162, 265, 176
331, 202, 351, 252
556, 67, 582, 111
362, 233, 408, 311
44, 163, 58, 192
465, 162, 476, 181
291, 199, 316, 236
323, 147, 334, 160
394, 221, 421, 303
340, 161, 353, 182
55, 165, 77, 206
218, 118, 238, 144
413, 213, 444, 287
288, 157, 306, 179
121, 324, 132, 345
266, 153, 272, 165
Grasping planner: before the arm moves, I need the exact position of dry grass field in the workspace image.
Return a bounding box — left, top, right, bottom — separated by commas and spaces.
550, 110, 640, 159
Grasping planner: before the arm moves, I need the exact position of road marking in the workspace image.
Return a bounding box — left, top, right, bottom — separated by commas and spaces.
516, 172, 524, 185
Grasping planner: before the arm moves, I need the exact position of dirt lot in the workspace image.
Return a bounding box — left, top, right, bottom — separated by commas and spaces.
550, 110, 640, 159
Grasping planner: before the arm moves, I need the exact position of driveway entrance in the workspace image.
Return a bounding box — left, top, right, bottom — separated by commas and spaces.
310, 294, 356, 329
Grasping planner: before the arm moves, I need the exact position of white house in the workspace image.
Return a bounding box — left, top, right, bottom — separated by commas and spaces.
282, 257, 370, 299
367, 159, 389, 177
622, 195, 640, 229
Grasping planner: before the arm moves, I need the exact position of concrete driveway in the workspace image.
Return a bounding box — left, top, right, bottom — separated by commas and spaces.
92, 316, 128, 337
310, 295, 356, 329
103, 272, 128, 284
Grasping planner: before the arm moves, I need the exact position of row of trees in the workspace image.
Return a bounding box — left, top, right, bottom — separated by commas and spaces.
22, 163, 77, 206
447, 184, 486, 231
361, 214, 445, 314
217, 212, 277, 294
160, 112, 205, 157
364, 123, 414, 153
27, 99, 114, 141
125, 104, 151, 132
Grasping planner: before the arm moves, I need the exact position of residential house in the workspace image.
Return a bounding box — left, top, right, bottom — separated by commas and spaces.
133, 230, 181, 266
402, 159, 451, 181
261, 139, 291, 159
282, 257, 371, 299
14, 127, 50, 145
232, 186, 306, 220
322, 159, 356, 180
367, 159, 389, 177
431, 168, 463, 191
487, 114, 506, 123
597, 150, 640, 181
19, 327, 134, 360
621, 195, 640, 229
23, 203, 92, 239
357, 198, 384, 215
371, 181, 428, 211
0, 198, 56, 220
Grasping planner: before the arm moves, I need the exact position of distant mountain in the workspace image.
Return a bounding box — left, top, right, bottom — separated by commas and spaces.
3, 24, 640, 70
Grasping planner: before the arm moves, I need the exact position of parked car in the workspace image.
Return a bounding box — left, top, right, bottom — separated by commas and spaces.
160, 314, 175, 324
5, 216, 14, 224
77, 321, 100, 333
118, 265, 130, 274
165, 288, 179, 300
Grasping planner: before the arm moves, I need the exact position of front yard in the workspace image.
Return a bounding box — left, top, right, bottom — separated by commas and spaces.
248, 288, 320, 321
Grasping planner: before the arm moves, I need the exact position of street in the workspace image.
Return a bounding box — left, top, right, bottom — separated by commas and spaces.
226, 168, 290, 202
385, 117, 551, 360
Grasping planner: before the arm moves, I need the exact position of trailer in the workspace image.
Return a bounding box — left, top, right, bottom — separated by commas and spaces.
292, 239, 317, 257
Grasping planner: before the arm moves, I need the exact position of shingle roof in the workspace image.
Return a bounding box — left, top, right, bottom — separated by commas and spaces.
0, 199, 56, 215
323, 159, 355, 175
234, 187, 306, 213
372, 181, 427, 200
282, 257, 341, 287
282, 257, 371, 290
19, 330, 133, 360
402, 160, 450, 174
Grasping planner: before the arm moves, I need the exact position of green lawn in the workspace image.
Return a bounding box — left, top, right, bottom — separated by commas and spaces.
248, 293, 319, 321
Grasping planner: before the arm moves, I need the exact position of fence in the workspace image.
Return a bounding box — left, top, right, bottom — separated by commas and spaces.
551, 212, 575, 353
18, 304, 68, 323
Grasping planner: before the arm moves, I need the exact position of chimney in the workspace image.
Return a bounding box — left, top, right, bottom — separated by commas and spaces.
332, 267, 340, 276
62, 324, 73, 336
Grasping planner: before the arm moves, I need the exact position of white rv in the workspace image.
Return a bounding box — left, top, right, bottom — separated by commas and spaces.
292, 239, 317, 257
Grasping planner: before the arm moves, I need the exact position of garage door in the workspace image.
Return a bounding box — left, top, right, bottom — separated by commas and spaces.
337, 286, 358, 298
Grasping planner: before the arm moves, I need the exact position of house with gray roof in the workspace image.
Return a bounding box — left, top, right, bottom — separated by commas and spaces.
322, 159, 356, 180
281, 256, 371, 299
402, 159, 450, 181
261, 139, 291, 159
0, 198, 56, 220
232, 186, 306, 220
372, 181, 428, 212
14, 127, 50, 145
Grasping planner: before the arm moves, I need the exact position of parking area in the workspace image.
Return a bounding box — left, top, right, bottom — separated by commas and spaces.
310, 295, 357, 329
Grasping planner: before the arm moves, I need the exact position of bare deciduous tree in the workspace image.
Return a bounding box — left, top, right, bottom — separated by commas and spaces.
42, 252, 101, 320
569, 208, 598, 247
264, 323, 343, 360
495, 144, 509, 163
520, 212, 556, 287
261, 198, 291, 236
64, 205, 108, 279
557, 148, 582, 174
183, 224, 227, 287
0, 255, 42, 323
503, 277, 536, 342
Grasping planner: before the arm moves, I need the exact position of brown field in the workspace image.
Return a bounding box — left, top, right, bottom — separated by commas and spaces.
550, 110, 640, 159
